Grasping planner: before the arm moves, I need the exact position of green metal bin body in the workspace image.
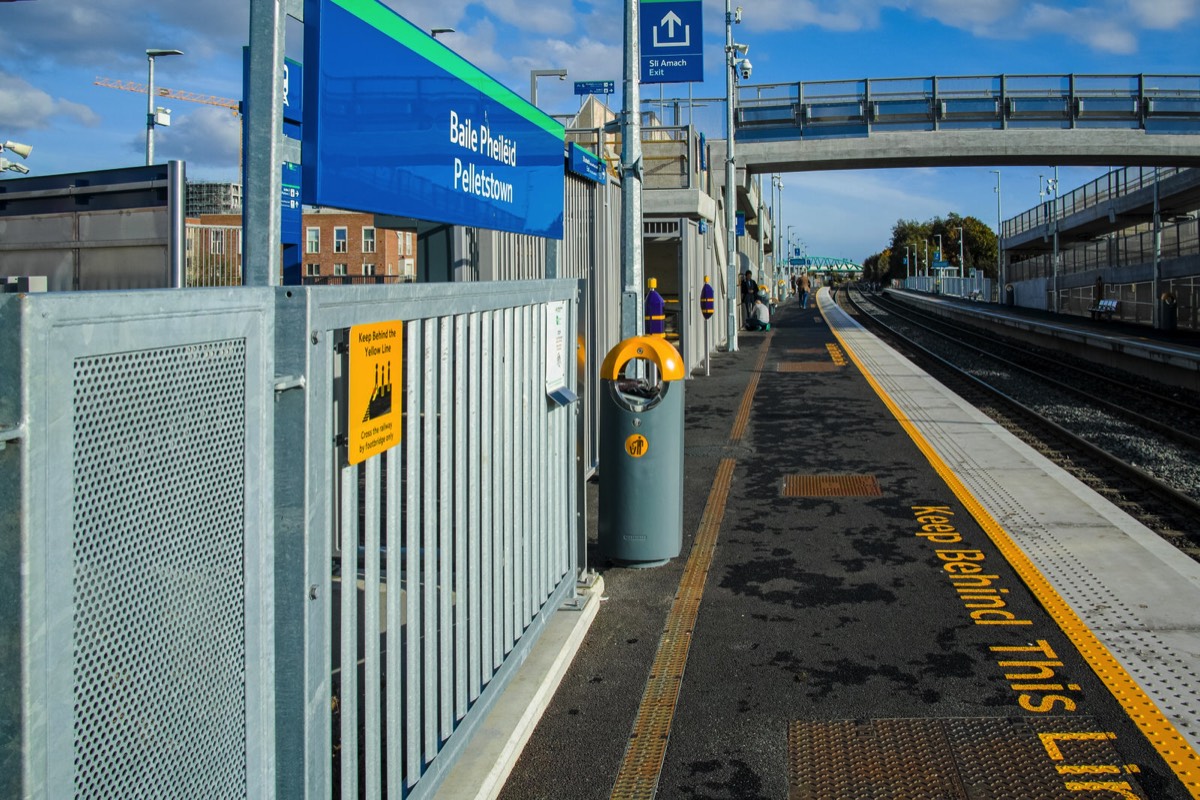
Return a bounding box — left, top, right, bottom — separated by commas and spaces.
597, 337, 685, 566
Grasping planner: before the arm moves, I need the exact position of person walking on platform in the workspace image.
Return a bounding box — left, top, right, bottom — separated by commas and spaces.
798, 271, 812, 309
1093, 273, 1105, 305
746, 294, 771, 331
740, 269, 757, 325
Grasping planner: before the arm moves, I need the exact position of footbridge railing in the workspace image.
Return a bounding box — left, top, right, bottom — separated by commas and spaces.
736, 74, 1200, 140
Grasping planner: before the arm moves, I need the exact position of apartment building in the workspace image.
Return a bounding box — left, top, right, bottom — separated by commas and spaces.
190, 209, 417, 285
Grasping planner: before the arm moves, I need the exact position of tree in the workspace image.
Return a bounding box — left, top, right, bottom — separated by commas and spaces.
881, 214, 998, 280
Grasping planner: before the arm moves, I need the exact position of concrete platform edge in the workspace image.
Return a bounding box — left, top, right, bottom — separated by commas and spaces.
435, 575, 606, 800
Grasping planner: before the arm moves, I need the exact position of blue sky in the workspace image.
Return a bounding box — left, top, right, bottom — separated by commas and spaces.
1, 0, 1197, 262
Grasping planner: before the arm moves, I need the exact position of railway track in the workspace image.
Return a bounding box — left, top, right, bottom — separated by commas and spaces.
842, 288, 1200, 561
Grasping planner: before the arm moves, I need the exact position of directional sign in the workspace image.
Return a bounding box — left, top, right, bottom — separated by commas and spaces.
574, 80, 615, 96
640, 0, 703, 84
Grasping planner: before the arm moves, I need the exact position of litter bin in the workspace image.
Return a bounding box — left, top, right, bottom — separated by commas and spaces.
1005, 283, 1015, 307
1158, 292, 1178, 331
598, 336, 685, 566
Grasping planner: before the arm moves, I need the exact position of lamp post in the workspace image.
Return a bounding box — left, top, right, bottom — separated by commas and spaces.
1049, 168, 1059, 312
146, 48, 183, 166
430, 27, 454, 38
771, 174, 783, 275
905, 246, 911, 279
724, 0, 749, 351
530, 68, 567, 107
991, 169, 1003, 293
956, 225, 964, 284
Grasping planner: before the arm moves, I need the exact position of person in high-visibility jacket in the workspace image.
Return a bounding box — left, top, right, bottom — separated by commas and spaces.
645, 278, 666, 337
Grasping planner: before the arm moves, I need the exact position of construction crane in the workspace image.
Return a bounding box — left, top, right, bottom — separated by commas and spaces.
93, 77, 241, 115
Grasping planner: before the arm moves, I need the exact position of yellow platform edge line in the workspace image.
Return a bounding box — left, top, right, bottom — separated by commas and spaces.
826, 315, 1200, 798
610, 457, 737, 800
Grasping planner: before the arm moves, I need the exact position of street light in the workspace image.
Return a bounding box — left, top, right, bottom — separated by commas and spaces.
991, 169, 1003, 291
771, 174, 783, 274
430, 28, 454, 38
530, 69, 567, 107
146, 48, 183, 166
956, 225, 964, 279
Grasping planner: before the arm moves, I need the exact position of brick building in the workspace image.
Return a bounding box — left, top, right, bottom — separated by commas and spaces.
191, 209, 417, 285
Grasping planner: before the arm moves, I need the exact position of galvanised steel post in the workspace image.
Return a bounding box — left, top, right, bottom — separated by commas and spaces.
620, 0, 644, 338
724, 0, 738, 352
992, 169, 1003, 294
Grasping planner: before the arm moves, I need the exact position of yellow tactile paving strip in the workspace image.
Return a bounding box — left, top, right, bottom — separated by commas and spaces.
729, 332, 773, 444
608, 458, 736, 800
827, 311, 1200, 799
612, 335, 772, 799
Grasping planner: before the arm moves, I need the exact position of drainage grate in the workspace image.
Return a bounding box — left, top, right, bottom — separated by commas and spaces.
788, 717, 1148, 800
782, 474, 882, 497
777, 362, 843, 373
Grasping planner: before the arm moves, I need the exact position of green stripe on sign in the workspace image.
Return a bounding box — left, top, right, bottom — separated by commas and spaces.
330, 0, 565, 140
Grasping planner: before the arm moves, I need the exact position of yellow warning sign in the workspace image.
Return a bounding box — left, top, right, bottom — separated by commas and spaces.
348, 320, 403, 465
625, 434, 649, 458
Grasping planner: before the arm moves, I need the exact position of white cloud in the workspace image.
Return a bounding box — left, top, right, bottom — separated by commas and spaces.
0, 72, 101, 132
1126, 0, 1200, 28
154, 105, 241, 179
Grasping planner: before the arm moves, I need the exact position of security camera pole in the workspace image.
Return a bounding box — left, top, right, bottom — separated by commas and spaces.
146, 48, 184, 165
724, 0, 739, 351
620, 0, 644, 338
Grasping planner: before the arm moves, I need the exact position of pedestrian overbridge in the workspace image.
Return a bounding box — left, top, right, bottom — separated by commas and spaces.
732, 73, 1200, 173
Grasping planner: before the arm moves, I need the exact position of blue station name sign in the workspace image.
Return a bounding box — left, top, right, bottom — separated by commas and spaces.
303, 0, 565, 238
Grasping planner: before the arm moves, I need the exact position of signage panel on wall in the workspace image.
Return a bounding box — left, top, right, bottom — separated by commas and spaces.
568, 143, 607, 184
639, 0, 704, 84
303, 0, 565, 238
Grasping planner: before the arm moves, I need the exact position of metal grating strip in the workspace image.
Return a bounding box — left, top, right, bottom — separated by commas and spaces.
788, 717, 1149, 800
610, 458, 736, 800
729, 332, 773, 443
777, 362, 843, 373
783, 474, 882, 497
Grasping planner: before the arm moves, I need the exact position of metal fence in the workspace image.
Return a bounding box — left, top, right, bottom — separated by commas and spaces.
1, 279, 581, 799
735, 73, 1200, 136
186, 223, 244, 286
1003, 166, 1191, 239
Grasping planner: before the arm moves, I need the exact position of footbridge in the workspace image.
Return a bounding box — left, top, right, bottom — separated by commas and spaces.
732, 74, 1200, 173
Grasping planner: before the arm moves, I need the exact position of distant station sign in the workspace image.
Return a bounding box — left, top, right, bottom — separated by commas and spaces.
568, 143, 607, 184
303, 0, 565, 238
574, 80, 614, 96
639, 0, 703, 84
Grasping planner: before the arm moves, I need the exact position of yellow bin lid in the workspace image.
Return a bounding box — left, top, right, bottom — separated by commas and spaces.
600, 335, 685, 381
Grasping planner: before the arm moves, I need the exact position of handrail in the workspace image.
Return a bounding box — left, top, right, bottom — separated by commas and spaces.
733, 73, 1200, 137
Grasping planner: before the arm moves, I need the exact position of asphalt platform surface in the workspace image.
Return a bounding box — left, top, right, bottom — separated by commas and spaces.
498, 292, 1189, 800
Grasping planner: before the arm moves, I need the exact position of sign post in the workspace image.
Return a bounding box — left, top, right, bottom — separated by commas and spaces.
700, 275, 714, 376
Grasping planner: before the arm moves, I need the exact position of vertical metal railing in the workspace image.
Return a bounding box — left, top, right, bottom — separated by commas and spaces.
279, 281, 578, 799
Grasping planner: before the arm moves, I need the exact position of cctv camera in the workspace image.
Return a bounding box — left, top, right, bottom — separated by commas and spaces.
1, 140, 32, 159
734, 6, 743, 23
740, 59, 753, 80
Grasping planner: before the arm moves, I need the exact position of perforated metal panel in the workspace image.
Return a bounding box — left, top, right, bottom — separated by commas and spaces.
71, 341, 248, 799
